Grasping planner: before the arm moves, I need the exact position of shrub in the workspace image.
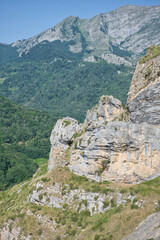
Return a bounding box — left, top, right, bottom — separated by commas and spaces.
102, 160, 110, 170
39, 194, 43, 201
41, 177, 50, 182
131, 204, 139, 209
38, 229, 43, 235
71, 212, 79, 222
94, 195, 99, 201
77, 221, 82, 227
103, 200, 110, 208
103, 188, 109, 195
37, 186, 43, 192
110, 198, 115, 208
63, 120, 71, 127
133, 198, 139, 203
120, 189, 127, 194
95, 234, 101, 240
56, 236, 61, 240
81, 199, 88, 207
63, 203, 68, 209
80, 210, 90, 217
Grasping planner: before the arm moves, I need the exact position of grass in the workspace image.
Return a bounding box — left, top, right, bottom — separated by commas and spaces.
63, 120, 71, 127
34, 157, 48, 166
139, 45, 160, 63
0, 165, 160, 239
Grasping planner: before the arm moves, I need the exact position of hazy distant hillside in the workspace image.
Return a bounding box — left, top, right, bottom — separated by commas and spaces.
0, 43, 18, 64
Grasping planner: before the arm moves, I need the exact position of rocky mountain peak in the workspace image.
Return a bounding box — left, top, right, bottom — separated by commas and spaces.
11, 5, 160, 65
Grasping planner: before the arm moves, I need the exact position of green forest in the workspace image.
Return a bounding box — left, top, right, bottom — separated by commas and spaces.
0, 43, 18, 65
0, 96, 59, 190
0, 40, 133, 122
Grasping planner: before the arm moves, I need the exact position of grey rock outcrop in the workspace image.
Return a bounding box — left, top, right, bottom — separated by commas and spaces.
124, 212, 160, 240
69, 121, 160, 183
127, 49, 160, 125
48, 117, 81, 171
128, 82, 160, 125
84, 95, 127, 125
48, 48, 160, 184
1, 221, 31, 240
29, 181, 138, 216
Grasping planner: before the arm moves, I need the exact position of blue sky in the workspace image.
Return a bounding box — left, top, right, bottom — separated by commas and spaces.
1, 0, 160, 44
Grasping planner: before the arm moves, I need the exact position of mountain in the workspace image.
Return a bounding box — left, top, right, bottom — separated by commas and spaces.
0, 41, 160, 240
0, 5, 159, 122
11, 5, 160, 65
0, 96, 59, 190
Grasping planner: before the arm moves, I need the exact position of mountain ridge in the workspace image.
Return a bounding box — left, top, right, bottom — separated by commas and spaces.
10, 5, 160, 65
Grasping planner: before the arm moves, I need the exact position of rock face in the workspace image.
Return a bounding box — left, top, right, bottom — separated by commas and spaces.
69, 121, 160, 183
127, 47, 160, 125
48, 47, 160, 184
124, 212, 160, 240
12, 5, 160, 65
84, 95, 127, 125
48, 117, 80, 171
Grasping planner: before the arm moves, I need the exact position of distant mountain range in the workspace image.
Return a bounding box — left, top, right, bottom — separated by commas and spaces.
11, 5, 160, 65
0, 5, 160, 121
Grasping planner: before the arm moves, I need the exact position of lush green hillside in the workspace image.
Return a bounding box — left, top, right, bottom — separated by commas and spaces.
0, 96, 59, 190
0, 43, 18, 64
0, 40, 133, 122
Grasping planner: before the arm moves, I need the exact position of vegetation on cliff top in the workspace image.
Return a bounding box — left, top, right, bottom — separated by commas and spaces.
139, 45, 160, 63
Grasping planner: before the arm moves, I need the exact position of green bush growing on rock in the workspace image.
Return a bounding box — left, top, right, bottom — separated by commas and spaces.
139, 45, 160, 63
41, 177, 51, 182
102, 159, 110, 170
39, 194, 43, 201
103, 200, 110, 208
131, 204, 139, 209
63, 203, 68, 209
63, 120, 71, 127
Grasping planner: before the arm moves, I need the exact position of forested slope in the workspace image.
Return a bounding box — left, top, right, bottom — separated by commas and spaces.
0, 40, 133, 122
0, 96, 58, 189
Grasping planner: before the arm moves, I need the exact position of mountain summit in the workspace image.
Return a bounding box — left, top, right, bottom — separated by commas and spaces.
12, 5, 160, 65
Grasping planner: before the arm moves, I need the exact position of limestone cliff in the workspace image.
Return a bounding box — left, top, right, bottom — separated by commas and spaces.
127, 45, 160, 125
48, 46, 160, 184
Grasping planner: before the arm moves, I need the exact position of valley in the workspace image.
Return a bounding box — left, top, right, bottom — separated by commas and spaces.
0, 4, 160, 240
